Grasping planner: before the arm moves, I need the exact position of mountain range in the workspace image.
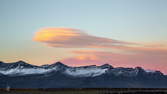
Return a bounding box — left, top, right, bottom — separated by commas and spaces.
0, 61, 167, 88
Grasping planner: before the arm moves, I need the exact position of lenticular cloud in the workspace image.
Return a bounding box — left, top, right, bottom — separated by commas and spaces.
34, 28, 130, 48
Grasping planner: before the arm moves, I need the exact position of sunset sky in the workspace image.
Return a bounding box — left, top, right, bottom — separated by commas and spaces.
0, 0, 167, 73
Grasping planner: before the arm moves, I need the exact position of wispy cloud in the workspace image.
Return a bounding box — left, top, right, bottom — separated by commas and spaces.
34, 28, 133, 48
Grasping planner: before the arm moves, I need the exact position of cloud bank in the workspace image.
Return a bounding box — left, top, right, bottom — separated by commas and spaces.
34, 28, 132, 48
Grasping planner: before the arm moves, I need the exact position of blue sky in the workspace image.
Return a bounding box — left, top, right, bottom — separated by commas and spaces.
1, 0, 167, 43
0, 0, 167, 73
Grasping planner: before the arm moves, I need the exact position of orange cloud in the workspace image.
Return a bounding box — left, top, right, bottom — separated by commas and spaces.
76, 55, 99, 61
34, 28, 132, 48
34, 28, 80, 42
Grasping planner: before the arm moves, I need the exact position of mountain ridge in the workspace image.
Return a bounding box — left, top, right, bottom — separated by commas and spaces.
0, 61, 167, 88
0, 61, 165, 76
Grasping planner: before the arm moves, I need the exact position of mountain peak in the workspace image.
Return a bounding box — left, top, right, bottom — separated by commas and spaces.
53, 61, 66, 66
100, 64, 113, 69
48, 62, 68, 68
12, 61, 35, 67
9, 61, 37, 68
55, 61, 64, 65
15, 60, 28, 64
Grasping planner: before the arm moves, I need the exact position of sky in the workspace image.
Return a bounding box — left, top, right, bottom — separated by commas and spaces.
0, 0, 167, 73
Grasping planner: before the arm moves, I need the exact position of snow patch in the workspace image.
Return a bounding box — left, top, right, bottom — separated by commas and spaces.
64, 67, 108, 77
0, 67, 58, 75
145, 69, 156, 73
111, 68, 139, 77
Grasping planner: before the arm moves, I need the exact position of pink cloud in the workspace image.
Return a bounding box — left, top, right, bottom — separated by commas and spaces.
62, 49, 167, 74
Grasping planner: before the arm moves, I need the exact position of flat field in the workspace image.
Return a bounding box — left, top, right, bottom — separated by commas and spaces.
0, 88, 167, 94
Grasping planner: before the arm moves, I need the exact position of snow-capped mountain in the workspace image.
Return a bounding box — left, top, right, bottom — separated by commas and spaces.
0, 61, 53, 75
0, 61, 38, 69
0, 61, 167, 88
0, 61, 164, 77
0, 61, 110, 77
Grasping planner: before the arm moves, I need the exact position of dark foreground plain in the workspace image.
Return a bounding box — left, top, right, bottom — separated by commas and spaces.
0, 88, 167, 94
